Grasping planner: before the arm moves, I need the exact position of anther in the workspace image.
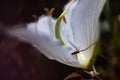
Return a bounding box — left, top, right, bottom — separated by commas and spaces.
71, 41, 98, 55
44, 8, 55, 16
71, 50, 80, 55
63, 16, 67, 23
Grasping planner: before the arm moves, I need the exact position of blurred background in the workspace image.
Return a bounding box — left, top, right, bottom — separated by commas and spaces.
0, 0, 120, 80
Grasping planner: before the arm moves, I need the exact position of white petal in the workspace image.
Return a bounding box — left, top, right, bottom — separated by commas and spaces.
71, 0, 106, 49
27, 16, 81, 67
70, 0, 106, 68
61, 0, 78, 44
8, 16, 81, 68
7, 0, 106, 68
59, 0, 78, 49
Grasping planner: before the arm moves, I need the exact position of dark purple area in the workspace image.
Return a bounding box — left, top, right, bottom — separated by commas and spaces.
0, 0, 79, 80
0, 0, 120, 80
0, 34, 76, 80
0, 0, 68, 24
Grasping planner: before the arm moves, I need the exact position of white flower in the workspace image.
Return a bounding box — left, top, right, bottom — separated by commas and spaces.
8, 0, 106, 68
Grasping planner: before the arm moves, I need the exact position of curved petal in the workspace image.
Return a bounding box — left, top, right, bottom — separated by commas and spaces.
27, 16, 81, 67
71, 0, 106, 49
61, 0, 78, 45
7, 0, 106, 69
8, 16, 81, 67
70, 0, 106, 68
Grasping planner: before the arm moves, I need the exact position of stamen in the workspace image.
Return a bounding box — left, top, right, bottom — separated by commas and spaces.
44, 8, 55, 38
71, 50, 80, 55
44, 8, 55, 16
44, 8, 49, 14
32, 14, 38, 21
80, 41, 97, 52
55, 0, 74, 46
63, 16, 67, 23
49, 8, 55, 15
71, 41, 97, 55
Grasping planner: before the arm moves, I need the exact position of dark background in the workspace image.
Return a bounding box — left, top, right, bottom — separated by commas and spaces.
0, 0, 120, 80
